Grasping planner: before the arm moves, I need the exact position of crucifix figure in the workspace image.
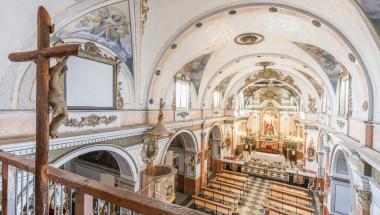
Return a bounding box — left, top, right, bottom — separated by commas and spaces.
8, 6, 80, 215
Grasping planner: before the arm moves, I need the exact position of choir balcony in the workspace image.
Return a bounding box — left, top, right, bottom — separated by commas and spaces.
0, 151, 205, 215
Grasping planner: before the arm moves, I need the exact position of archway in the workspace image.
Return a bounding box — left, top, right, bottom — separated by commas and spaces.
163, 130, 198, 203
328, 147, 354, 215
52, 144, 139, 191
207, 125, 222, 179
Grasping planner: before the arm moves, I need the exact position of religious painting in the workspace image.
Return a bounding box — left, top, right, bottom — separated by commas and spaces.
176, 53, 212, 95
52, 1, 133, 72
293, 42, 345, 92
306, 138, 316, 162
356, 0, 380, 33
141, 138, 158, 163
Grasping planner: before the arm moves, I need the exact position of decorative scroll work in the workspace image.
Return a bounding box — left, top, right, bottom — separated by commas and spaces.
353, 185, 372, 211
245, 63, 302, 94
177, 112, 189, 118
226, 96, 234, 110
65, 114, 117, 128
308, 95, 317, 113
141, 0, 149, 35
337, 120, 345, 129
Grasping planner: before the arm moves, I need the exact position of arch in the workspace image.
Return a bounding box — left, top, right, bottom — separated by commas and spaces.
52, 144, 139, 190
328, 145, 355, 214
161, 129, 199, 163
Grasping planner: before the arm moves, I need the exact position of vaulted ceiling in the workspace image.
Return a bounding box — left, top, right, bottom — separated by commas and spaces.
1, 0, 380, 121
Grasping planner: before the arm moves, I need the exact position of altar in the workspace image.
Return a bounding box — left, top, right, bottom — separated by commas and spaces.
251, 151, 286, 164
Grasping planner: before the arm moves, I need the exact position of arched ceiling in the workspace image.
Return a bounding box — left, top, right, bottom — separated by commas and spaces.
1, 0, 380, 121
148, 1, 378, 120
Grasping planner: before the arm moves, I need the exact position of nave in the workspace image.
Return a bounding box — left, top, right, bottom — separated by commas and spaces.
191, 168, 316, 215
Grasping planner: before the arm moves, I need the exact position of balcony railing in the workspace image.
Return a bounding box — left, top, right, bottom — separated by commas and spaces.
0, 151, 205, 215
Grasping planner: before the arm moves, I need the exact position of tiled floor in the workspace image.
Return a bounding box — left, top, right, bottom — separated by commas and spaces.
238, 177, 271, 215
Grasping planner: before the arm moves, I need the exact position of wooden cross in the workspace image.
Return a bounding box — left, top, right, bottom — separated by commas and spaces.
8, 6, 80, 215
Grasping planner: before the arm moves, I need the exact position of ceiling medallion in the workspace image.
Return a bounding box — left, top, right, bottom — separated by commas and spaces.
234, 33, 264, 45
195, 22, 203, 28
348, 53, 356, 62
312, 20, 321, 27
228, 10, 237, 15
268, 7, 278, 13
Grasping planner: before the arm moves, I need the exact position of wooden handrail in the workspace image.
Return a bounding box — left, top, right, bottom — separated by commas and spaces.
0, 151, 205, 215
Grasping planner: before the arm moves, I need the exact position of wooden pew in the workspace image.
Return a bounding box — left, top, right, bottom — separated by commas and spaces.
202, 187, 239, 210
271, 181, 309, 197
216, 174, 246, 189
193, 195, 233, 215
261, 205, 293, 215
221, 169, 249, 181
210, 180, 244, 198
269, 188, 312, 207
267, 197, 314, 215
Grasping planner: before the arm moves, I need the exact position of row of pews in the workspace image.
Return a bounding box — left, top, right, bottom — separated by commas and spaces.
263, 181, 315, 215
192, 170, 249, 215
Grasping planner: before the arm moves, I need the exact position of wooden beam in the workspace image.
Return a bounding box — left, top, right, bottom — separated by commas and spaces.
75, 192, 94, 215
35, 6, 51, 215
8, 50, 38, 62
40, 44, 80, 58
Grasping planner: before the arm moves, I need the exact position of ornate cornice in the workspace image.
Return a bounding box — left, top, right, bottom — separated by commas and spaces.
65, 114, 117, 128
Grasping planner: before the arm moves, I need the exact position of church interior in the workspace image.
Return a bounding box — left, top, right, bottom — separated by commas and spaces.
0, 0, 380, 215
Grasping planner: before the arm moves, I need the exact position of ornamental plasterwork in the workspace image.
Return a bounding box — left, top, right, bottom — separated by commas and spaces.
362, 100, 368, 111
337, 120, 345, 129
308, 94, 317, 113
245, 64, 302, 94
226, 96, 234, 110
234, 33, 264, 45
177, 112, 189, 118
141, 138, 158, 164
65, 114, 117, 128
353, 185, 372, 211
373, 168, 380, 186
140, 0, 149, 35
347, 86, 353, 117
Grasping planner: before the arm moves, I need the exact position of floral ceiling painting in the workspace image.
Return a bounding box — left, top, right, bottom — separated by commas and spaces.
294, 42, 344, 92
357, 0, 380, 33
52, 1, 133, 72
177, 53, 212, 95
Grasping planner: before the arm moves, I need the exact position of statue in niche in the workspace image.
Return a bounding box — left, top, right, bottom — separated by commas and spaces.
158, 98, 165, 125
49, 56, 69, 138
263, 113, 277, 139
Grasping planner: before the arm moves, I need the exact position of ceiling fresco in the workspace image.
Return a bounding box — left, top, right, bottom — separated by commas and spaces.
293, 42, 345, 92
216, 72, 237, 95
176, 53, 212, 95
296, 69, 323, 97
52, 1, 134, 72
357, 0, 380, 33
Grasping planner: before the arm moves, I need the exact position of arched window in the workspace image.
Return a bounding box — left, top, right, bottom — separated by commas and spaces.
212, 90, 221, 108
175, 78, 190, 110
338, 71, 351, 117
